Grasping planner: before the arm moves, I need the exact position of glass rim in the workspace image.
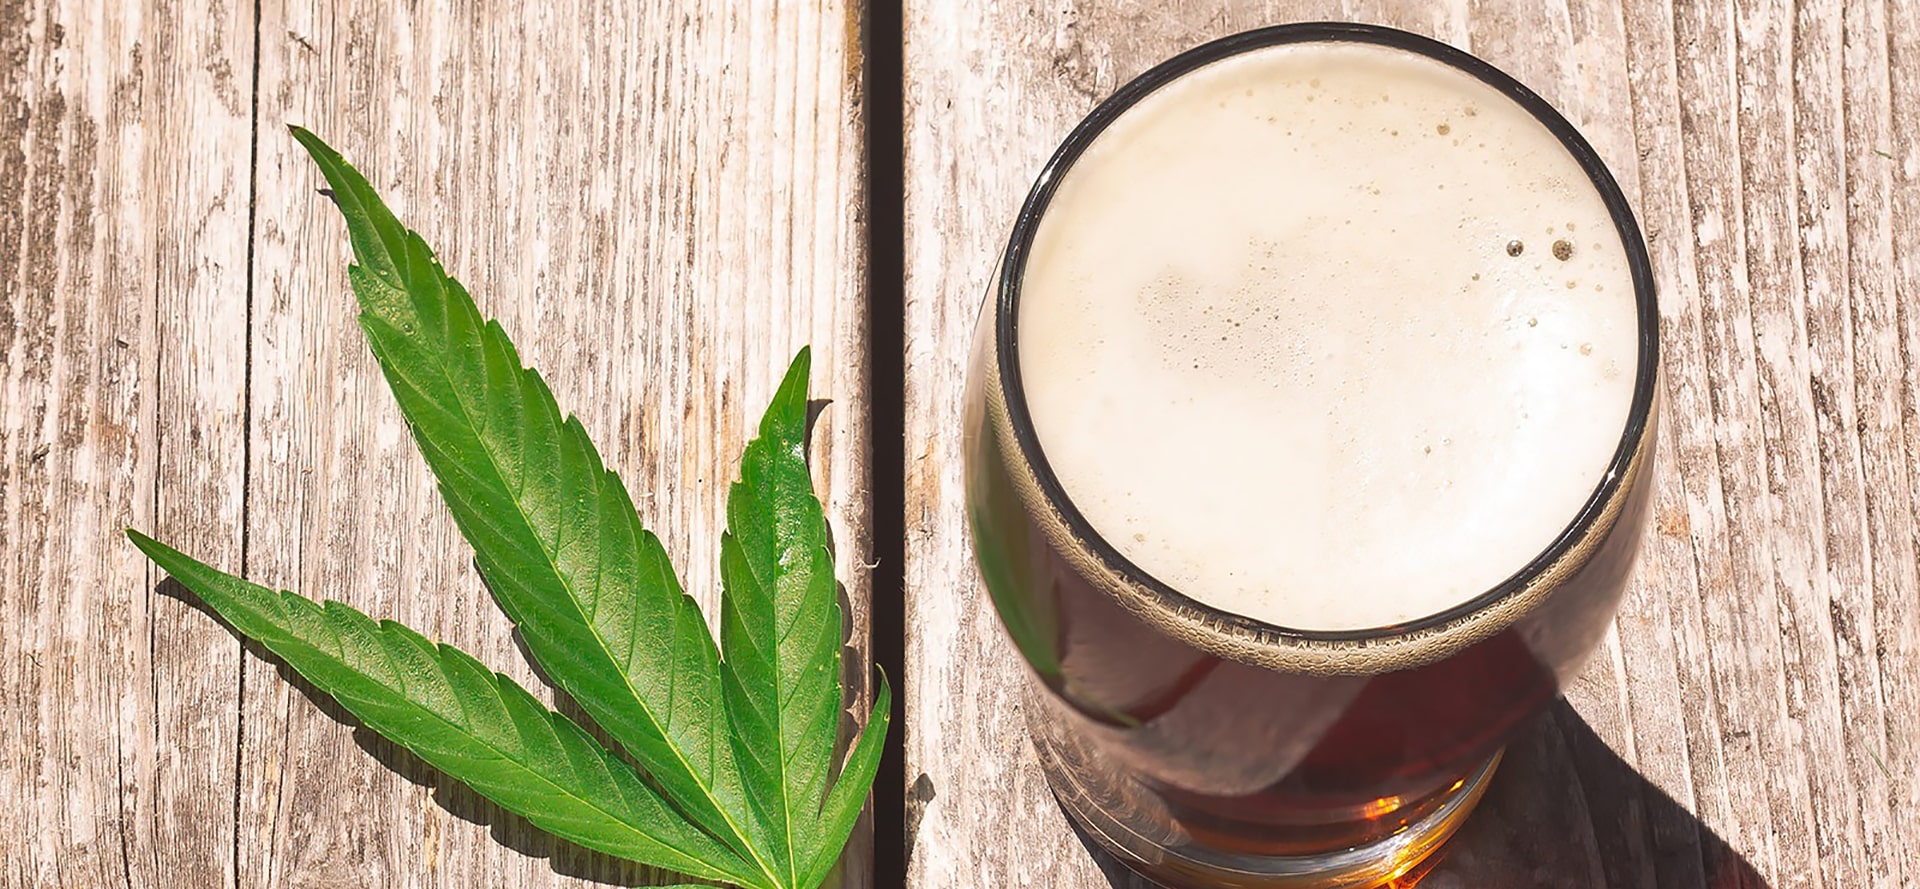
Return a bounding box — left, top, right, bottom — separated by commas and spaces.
993, 21, 1661, 644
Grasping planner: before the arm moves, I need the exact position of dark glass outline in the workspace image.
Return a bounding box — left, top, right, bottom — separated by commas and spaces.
994, 21, 1660, 643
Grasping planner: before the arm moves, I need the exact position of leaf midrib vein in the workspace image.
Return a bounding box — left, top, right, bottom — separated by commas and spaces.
733, 480, 805, 886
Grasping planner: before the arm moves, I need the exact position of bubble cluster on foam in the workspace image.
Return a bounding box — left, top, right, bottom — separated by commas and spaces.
1017, 40, 1638, 632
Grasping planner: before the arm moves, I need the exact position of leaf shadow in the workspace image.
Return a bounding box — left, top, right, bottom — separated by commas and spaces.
834, 580, 871, 749
1058, 699, 1773, 889
348, 727, 693, 888
791, 403, 882, 763
823, 578, 881, 883
902, 772, 937, 873
496, 610, 720, 848
805, 411, 887, 882
503, 622, 645, 763
478, 566, 647, 758
154, 577, 709, 888
805, 398, 832, 464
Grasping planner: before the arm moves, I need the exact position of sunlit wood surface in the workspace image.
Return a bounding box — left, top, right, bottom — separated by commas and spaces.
902, 2, 1919, 887
0, 1, 872, 886
10, 0, 1920, 886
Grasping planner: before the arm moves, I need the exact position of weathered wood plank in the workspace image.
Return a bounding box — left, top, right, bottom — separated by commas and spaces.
1, 0, 872, 885
1878, 0, 1920, 884
145, 2, 259, 885
901, 2, 1920, 886
0, 1, 255, 886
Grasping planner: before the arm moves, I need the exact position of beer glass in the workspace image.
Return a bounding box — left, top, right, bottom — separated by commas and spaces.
962, 23, 1658, 888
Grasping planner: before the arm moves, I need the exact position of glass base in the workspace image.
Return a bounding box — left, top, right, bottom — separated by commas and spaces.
1031, 705, 1501, 889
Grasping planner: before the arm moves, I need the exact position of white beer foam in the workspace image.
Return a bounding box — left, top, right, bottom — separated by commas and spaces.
1017, 40, 1638, 632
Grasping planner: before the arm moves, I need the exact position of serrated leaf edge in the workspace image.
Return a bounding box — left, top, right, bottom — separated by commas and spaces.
126, 530, 758, 887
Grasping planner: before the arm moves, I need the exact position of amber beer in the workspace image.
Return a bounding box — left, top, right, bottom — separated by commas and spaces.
963, 24, 1658, 888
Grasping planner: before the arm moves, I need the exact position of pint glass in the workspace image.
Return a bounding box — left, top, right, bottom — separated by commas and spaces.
963, 23, 1658, 889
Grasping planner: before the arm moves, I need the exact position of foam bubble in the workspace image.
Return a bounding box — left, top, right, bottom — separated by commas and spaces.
1017, 40, 1638, 632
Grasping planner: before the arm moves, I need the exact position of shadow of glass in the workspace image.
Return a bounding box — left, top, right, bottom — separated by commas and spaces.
1063, 698, 1770, 889
155, 578, 705, 888
1415, 699, 1770, 889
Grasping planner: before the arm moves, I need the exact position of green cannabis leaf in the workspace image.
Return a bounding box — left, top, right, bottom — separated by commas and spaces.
127, 128, 889, 889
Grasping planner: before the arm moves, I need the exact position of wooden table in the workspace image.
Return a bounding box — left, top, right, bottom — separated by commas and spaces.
4, 1, 1917, 887
902, 2, 1918, 888
0, 1, 873, 886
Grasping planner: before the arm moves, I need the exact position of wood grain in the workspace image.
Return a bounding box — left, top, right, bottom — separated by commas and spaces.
0, 0, 873, 886
0, 2, 256, 886
900, 2, 1920, 887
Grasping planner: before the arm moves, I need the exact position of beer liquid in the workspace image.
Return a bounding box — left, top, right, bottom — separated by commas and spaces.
1017, 40, 1638, 631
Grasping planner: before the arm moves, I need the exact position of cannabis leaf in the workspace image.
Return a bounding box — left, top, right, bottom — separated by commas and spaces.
126, 531, 757, 887
127, 128, 889, 889
720, 354, 848, 889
